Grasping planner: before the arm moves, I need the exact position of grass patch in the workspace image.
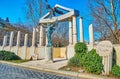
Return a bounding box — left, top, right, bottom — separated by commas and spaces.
7, 60, 30, 64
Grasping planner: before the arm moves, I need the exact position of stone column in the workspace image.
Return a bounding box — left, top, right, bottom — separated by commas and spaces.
72, 16, 77, 44
69, 19, 73, 45
80, 17, 84, 42
21, 34, 28, 59
9, 31, 14, 47
16, 31, 21, 46
31, 28, 36, 58
32, 28, 36, 46
14, 31, 21, 55
39, 26, 43, 46
46, 35, 48, 46
89, 24, 94, 46
2, 35, 7, 47
24, 34, 28, 46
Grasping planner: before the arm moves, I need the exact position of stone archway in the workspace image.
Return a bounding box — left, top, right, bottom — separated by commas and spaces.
38, 4, 79, 46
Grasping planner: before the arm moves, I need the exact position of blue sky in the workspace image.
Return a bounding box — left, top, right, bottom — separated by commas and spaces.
0, 0, 91, 41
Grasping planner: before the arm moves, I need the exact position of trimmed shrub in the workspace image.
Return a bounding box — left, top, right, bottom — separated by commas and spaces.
83, 49, 103, 74
68, 42, 87, 67
68, 54, 81, 67
74, 42, 87, 54
0, 51, 21, 60
111, 65, 120, 77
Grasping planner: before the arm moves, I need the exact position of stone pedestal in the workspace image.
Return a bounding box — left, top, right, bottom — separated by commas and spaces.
67, 45, 75, 59
96, 41, 113, 75
45, 47, 53, 63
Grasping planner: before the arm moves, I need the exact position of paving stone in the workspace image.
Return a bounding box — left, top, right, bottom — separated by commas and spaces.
0, 63, 82, 79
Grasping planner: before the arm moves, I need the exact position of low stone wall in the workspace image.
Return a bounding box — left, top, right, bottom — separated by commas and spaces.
0, 46, 67, 60
0, 44, 120, 66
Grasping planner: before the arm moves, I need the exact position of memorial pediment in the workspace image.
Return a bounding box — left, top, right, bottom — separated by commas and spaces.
39, 4, 79, 24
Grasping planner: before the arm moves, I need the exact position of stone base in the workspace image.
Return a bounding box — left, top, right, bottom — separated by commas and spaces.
67, 45, 75, 59
45, 47, 53, 63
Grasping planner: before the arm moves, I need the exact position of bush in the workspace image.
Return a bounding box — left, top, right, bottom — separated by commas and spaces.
0, 51, 21, 60
74, 42, 87, 54
83, 49, 103, 74
68, 54, 82, 67
68, 42, 87, 67
111, 65, 120, 77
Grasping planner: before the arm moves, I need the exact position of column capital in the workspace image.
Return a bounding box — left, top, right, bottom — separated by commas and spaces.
80, 17, 83, 19
68, 18, 72, 21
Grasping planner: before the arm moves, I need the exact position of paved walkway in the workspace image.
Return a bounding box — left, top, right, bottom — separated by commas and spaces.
0, 63, 80, 79
21, 58, 68, 70
0, 59, 116, 79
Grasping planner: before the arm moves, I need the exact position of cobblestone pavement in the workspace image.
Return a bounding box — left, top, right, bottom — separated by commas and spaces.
0, 63, 81, 79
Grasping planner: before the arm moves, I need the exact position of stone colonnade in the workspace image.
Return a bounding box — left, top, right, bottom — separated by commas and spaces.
1, 17, 94, 49
39, 17, 94, 46
1, 28, 36, 49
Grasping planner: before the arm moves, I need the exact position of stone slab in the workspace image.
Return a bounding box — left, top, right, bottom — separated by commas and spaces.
45, 47, 53, 62
67, 45, 75, 59
37, 46, 45, 59
96, 41, 113, 56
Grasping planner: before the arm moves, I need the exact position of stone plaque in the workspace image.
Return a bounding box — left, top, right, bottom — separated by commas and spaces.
96, 41, 113, 75
96, 41, 113, 56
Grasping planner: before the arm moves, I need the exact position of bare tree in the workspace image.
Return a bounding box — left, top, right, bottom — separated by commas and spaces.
52, 22, 69, 47
89, 0, 120, 43
23, 0, 46, 26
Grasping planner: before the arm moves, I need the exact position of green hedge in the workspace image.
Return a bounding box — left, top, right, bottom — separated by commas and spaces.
68, 43, 103, 74
74, 42, 87, 54
111, 65, 120, 77
68, 53, 85, 67
83, 49, 103, 74
0, 51, 21, 60
68, 42, 87, 67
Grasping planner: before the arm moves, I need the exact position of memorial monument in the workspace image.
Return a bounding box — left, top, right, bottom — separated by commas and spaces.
39, 1, 79, 61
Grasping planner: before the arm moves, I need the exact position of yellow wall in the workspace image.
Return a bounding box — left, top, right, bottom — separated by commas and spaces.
60, 47, 67, 58
26, 47, 31, 60
53, 48, 61, 58
17, 47, 22, 58
0, 46, 67, 59
53, 47, 67, 58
